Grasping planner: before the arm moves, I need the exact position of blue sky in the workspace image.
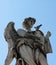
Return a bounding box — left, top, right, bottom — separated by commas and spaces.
0, 0, 56, 65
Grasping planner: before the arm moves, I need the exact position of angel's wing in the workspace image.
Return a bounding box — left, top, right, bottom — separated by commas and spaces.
4, 22, 20, 65
4, 22, 20, 47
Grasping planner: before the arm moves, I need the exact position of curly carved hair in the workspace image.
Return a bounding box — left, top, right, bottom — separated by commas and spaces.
22, 17, 36, 31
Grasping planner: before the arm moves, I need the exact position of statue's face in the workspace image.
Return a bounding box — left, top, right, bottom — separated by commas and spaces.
22, 17, 36, 30
27, 18, 35, 28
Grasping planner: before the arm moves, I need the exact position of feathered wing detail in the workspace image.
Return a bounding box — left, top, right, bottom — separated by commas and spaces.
4, 22, 20, 65
4, 22, 20, 46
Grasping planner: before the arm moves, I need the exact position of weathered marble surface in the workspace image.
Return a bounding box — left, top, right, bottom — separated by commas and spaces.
4, 17, 52, 65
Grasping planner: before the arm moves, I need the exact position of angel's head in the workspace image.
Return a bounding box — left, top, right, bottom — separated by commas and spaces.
22, 17, 36, 31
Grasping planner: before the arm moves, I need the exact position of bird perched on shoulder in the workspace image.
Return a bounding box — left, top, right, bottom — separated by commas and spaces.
34, 24, 42, 31
22, 17, 36, 32
34, 24, 44, 36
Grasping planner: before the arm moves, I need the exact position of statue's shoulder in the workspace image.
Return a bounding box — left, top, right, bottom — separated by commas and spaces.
17, 29, 27, 37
